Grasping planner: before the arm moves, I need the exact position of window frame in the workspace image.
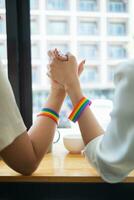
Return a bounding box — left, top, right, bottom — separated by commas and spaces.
5, 0, 32, 129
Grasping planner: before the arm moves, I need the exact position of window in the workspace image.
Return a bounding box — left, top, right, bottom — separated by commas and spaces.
31, 43, 40, 59
31, 16, 39, 34
78, 44, 99, 60
32, 66, 40, 86
30, 0, 39, 10
0, 15, 6, 34
78, 20, 98, 35
0, 0, 5, 9
108, 0, 127, 12
80, 66, 99, 84
0, 1, 7, 64
29, 0, 134, 129
46, 0, 69, 10
108, 45, 127, 59
78, 0, 98, 11
48, 43, 69, 54
0, 42, 6, 59
108, 66, 115, 82
47, 19, 69, 35
33, 91, 48, 115
108, 22, 127, 36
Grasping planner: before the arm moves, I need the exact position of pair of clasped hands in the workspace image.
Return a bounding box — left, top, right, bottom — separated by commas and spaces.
47, 49, 85, 94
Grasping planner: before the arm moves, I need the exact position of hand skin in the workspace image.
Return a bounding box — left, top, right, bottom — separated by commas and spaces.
48, 52, 82, 90
0, 50, 85, 176
0, 54, 66, 176
47, 49, 85, 86
49, 52, 104, 146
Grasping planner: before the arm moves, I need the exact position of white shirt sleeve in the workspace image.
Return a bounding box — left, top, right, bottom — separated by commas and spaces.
84, 59, 134, 183
0, 61, 27, 151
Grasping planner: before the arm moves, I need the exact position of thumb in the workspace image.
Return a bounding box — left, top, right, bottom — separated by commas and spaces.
78, 60, 85, 76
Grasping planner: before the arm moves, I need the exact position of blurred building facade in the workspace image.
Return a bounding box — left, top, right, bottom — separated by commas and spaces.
0, 0, 134, 127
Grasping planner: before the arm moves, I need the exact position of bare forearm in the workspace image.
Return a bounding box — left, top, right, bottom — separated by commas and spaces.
0, 89, 66, 175
67, 79, 104, 145
28, 89, 66, 163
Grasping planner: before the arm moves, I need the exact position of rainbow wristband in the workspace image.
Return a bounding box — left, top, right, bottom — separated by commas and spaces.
37, 108, 59, 124
68, 97, 92, 123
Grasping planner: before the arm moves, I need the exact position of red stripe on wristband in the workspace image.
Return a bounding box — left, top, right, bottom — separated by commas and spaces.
68, 97, 92, 123
37, 113, 58, 124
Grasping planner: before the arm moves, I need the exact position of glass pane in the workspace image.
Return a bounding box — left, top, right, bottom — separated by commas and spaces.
108, 22, 126, 36
0, 42, 6, 58
46, 0, 69, 10
78, 0, 98, 11
31, 16, 39, 34
0, 1, 7, 74
31, 43, 40, 59
80, 66, 99, 84
78, 44, 99, 60
108, 66, 115, 82
0, 0, 5, 8
108, 45, 127, 59
47, 20, 69, 35
30, 0, 133, 130
108, 0, 127, 12
30, 0, 39, 9
78, 21, 98, 35
0, 15, 6, 34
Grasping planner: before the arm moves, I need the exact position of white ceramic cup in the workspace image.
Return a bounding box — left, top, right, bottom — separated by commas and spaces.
63, 134, 85, 154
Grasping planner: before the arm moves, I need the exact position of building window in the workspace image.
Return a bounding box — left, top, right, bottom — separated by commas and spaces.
108, 0, 127, 12
0, 15, 6, 34
32, 66, 40, 86
78, 0, 98, 11
78, 44, 99, 60
30, 0, 39, 10
108, 22, 127, 36
46, 0, 69, 10
0, 0, 5, 8
33, 91, 48, 114
108, 45, 127, 59
80, 66, 99, 84
47, 19, 69, 35
78, 20, 98, 35
108, 66, 115, 82
0, 42, 6, 59
31, 43, 40, 59
48, 43, 69, 54
31, 17, 39, 35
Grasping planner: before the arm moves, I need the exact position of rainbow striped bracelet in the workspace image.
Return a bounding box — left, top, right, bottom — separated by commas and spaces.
37, 108, 59, 124
68, 97, 92, 123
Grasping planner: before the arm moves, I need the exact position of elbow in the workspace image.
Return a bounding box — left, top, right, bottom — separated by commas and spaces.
21, 166, 38, 176
18, 159, 39, 176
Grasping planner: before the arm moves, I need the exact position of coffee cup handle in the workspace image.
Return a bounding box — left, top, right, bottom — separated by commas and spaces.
53, 128, 61, 144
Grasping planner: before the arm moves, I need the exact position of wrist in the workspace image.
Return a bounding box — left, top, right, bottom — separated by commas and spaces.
44, 89, 66, 113
49, 89, 66, 106
66, 79, 84, 106
65, 77, 80, 92
51, 87, 66, 97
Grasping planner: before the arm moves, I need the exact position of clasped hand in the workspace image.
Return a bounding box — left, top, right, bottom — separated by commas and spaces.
47, 49, 85, 91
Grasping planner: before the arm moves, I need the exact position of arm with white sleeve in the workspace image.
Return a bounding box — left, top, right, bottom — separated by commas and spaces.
84, 59, 134, 183
47, 51, 134, 183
